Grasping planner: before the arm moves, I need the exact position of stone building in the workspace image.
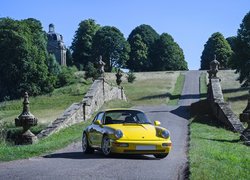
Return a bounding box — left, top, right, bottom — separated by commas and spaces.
47, 24, 66, 66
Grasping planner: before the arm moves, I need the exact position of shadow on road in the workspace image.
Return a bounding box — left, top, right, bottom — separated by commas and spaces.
179, 94, 200, 100
43, 152, 158, 160
170, 106, 190, 120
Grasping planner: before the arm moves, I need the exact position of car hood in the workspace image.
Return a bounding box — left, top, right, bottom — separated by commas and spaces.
107, 124, 161, 141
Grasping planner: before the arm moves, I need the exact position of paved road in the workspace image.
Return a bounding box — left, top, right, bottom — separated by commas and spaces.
0, 71, 201, 180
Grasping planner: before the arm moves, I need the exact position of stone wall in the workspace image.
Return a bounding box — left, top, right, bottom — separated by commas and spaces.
208, 78, 245, 133
82, 78, 126, 120
37, 78, 126, 139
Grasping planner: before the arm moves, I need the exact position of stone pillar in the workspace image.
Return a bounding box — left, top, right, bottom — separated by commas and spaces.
15, 92, 38, 145
207, 55, 221, 101
116, 68, 122, 86
82, 101, 86, 121
240, 90, 250, 145
121, 86, 124, 100
207, 55, 220, 80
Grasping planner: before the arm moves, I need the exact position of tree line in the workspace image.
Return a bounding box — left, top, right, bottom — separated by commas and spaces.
71, 20, 188, 72
0, 18, 77, 101
200, 11, 250, 87
1, 11, 249, 101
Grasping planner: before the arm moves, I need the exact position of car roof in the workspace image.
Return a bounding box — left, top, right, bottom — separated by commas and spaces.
103, 108, 144, 113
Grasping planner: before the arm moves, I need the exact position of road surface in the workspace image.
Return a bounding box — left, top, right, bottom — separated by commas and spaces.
0, 71, 201, 180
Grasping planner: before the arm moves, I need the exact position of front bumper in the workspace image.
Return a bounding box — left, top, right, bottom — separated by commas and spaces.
111, 140, 172, 154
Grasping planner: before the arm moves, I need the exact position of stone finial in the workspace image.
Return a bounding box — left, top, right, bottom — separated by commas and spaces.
98, 55, 105, 77
15, 92, 38, 145
207, 55, 220, 79
115, 68, 123, 86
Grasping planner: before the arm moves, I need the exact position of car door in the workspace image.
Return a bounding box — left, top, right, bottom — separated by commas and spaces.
88, 112, 104, 147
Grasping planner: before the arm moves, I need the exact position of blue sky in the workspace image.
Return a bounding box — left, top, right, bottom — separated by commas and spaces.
1, 0, 249, 70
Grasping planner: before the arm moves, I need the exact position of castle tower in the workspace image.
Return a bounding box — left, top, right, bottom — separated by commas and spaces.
47, 24, 66, 66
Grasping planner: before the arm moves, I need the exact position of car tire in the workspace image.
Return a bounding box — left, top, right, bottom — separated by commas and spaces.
82, 133, 94, 154
101, 135, 112, 156
154, 153, 168, 159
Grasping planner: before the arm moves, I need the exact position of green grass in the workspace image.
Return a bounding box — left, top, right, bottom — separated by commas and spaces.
189, 115, 249, 180
217, 70, 249, 116
199, 72, 207, 100
120, 71, 181, 106
0, 121, 90, 162
189, 70, 249, 180
168, 73, 185, 105
0, 82, 91, 126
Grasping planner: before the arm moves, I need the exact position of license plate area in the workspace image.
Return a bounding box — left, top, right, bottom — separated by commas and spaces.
136, 145, 156, 150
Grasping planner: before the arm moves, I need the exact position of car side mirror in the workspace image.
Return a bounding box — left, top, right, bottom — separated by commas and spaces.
94, 120, 102, 125
154, 121, 161, 126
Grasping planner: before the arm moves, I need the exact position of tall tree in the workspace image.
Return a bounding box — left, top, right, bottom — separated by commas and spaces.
200, 32, 233, 70
233, 11, 250, 86
66, 48, 73, 66
152, 33, 188, 71
92, 26, 130, 72
0, 17, 53, 100
127, 24, 159, 71
71, 19, 100, 69
127, 34, 148, 71
226, 36, 237, 68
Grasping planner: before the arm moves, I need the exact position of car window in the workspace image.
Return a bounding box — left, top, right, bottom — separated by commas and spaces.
103, 110, 151, 124
93, 112, 104, 124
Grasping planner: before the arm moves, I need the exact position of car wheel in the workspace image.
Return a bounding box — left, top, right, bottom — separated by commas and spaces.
82, 133, 94, 154
154, 153, 168, 159
101, 135, 112, 156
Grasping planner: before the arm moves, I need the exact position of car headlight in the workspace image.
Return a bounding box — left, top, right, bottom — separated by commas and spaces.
161, 130, 170, 139
114, 129, 123, 139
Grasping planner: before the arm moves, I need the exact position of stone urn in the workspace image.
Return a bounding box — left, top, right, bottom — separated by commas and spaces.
15, 92, 38, 145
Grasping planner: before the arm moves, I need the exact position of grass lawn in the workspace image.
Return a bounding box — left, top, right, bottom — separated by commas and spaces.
0, 82, 91, 126
189, 115, 249, 180
218, 70, 249, 116
189, 70, 250, 180
0, 121, 90, 162
106, 71, 181, 106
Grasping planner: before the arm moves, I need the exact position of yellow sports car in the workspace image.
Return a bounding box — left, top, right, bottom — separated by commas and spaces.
82, 109, 172, 158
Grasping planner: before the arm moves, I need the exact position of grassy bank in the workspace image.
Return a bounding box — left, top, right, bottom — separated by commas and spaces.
0, 82, 91, 126
189, 70, 249, 180
189, 115, 249, 180
106, 71, 181, 106
0, 121, 90, 162
199, 72, 207, 100
168, 73, 185, 105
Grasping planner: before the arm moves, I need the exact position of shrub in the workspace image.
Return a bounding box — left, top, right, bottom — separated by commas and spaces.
56, 66, 78, 87
127, 71, 136, 83
85, 62, 100, 80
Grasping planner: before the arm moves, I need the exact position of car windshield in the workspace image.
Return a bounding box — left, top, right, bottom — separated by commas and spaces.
104, 110, 151, 125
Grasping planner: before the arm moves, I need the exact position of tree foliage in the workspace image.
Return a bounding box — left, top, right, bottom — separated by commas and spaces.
127, 34, 148, 71
92, 26, 130, 72
232, 11, 250, 86
200, 32, 233, 70
48, 53, 61, 76
0, 17, 54, 101
71, 19, 100, 69
66, 48, 73, 66
127, 24, 159, 71
85, 62, 100, 80
152, 33, 188, 71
